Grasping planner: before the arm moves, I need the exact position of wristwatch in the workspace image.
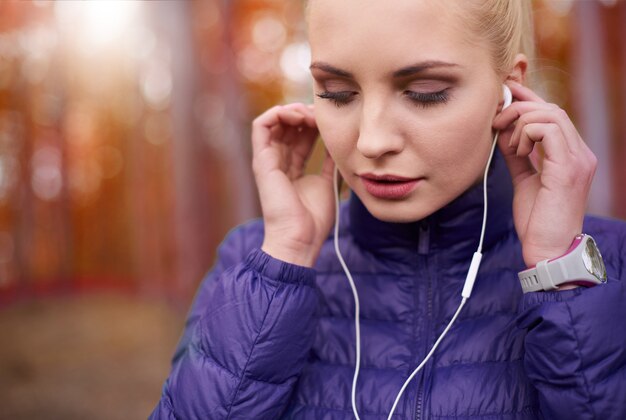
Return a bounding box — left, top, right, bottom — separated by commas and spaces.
518, 234, 607, 293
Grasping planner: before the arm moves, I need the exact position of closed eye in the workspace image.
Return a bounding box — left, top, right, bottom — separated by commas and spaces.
405, 89, 450, 108
316, 91, 358, 107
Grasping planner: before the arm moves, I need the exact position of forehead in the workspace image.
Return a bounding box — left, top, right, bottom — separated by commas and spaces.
308, 0, 489, 74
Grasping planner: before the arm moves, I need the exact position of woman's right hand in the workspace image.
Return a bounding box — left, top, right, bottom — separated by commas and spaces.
252, 103, 336, 267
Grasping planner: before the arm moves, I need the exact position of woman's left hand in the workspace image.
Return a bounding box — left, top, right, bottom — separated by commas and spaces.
492, 81, 597, 268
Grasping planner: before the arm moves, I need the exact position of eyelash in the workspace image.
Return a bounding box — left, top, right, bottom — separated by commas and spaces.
316, 91, 356, 107
405, 89, 450, 108
316, 89, 450, 108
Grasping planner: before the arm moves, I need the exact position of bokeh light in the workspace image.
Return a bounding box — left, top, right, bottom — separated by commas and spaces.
54, 0, 142, 54
0, 0, 624, 418
31, 145, 62, 202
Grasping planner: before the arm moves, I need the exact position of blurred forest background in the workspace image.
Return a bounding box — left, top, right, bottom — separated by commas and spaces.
0, 0, 624, 419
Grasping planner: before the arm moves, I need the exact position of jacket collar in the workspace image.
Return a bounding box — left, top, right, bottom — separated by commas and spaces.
347, 150, 514, 262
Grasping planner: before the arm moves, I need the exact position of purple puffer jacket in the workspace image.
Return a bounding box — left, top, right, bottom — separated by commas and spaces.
150, 153, 626, 419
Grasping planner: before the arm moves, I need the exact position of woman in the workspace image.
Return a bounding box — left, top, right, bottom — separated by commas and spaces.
151, 0, 626, 418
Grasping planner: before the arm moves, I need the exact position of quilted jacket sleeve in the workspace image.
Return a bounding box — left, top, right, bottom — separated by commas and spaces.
149, 226, 318, 419
517, 221, 626, 419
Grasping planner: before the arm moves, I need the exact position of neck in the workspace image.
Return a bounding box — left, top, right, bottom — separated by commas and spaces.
346, 149, 514, 263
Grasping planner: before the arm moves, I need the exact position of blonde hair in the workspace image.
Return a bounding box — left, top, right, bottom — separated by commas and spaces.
306, 0, 537, 84
457, 0, 536, 84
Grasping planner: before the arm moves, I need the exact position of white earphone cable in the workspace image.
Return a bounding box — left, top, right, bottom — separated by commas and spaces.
333, 90, 507, 419
333, 169, 362, 420
384, 135, 498, 419
478, 134, 500, 253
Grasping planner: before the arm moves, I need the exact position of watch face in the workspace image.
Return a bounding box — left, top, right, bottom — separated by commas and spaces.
583, 238, 607, 282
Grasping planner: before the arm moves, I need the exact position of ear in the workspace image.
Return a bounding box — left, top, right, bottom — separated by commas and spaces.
507, 53, 528, 84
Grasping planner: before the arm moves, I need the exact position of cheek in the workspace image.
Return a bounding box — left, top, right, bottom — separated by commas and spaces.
315, 108, 357, 162
458, 107, 496, 160
445, 120, 491, 157
416, 105, 495, 183
440, 101, 495, 154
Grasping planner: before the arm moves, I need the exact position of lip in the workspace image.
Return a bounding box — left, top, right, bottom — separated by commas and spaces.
359, 173, 422, 199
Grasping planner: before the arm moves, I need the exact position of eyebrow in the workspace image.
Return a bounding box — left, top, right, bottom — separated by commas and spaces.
309, 62, 353, 78
309, 60, 461, 79
392, 61, 461, 78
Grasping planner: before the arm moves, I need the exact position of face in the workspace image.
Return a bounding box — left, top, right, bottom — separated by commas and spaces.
308, 0, 505, 222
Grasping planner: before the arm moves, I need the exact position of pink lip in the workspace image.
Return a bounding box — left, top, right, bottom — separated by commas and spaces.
359, 173, 422, 199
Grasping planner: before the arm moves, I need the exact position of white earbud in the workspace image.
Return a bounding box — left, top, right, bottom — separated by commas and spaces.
502, 84, 513, 110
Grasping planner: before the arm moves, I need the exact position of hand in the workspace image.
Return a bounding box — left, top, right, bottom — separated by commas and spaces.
493, 81, 597, 268
252, 103, 335, 267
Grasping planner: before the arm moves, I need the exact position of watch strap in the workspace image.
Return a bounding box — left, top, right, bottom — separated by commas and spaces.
518, 234, 606, 294
519, 259, 563, 293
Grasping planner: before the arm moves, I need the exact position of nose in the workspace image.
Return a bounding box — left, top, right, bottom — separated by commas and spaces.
356, 99, 404, 159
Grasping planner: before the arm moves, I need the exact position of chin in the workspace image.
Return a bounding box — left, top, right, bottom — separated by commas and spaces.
359, 195, 436, 223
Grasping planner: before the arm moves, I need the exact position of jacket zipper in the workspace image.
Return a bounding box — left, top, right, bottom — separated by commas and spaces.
418, 222, 430, 256
415, 384, 424, 420
415, 223, 431, 420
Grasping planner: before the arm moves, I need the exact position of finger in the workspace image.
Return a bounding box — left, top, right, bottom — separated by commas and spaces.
252, 106, 311, 159
251, 113, 304, 178
277, 109, 311, 128
284, 126, 319, 179
280, 104, 319, 157
293, 126, 321, 163
528, 144, 542, 170
252, 105, 283, 156
275, 108, 317, 162
493, 101, 556, 131
492, 81, 550, 139
280, 103, 317, 128
253, 104, 314, 143
269, 124, 284, 142
251, 103, 319, 180
507, 109, 582, 154
280, 117, 319, 153
256, 107, 314, 156
497, 129, 536, 187
507, 122, 597, 194
520, 123, 596, 187
506, 80, 547, 104
517, 123, 571, 164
